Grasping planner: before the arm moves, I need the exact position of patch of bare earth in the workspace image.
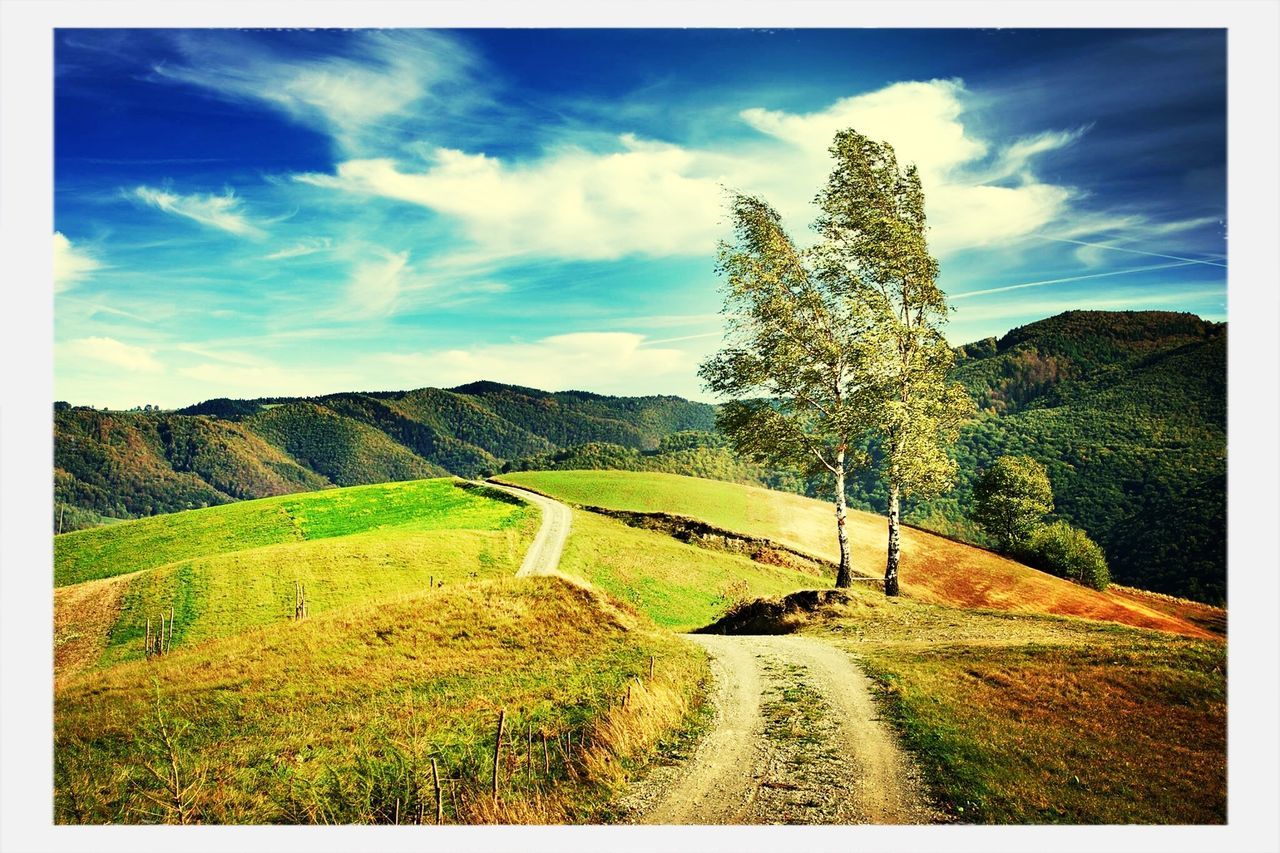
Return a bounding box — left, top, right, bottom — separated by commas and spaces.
54, 572, 134, 682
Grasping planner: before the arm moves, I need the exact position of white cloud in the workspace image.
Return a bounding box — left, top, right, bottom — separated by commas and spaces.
376, 332, 690, 395
299, 137, 725, 261
739, 80, 1081, 254
53, 232, 103, 292
65, 336, 162, 373
133, 186, 264, 237
153, 31, 478, 152
340, 250, 409, 319
299, 79, 1083, 262
264, 237, 333, 260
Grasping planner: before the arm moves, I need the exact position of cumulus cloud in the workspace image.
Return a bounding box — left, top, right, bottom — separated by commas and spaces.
53, 232, 103, 292
133, 186, 264, 237
65, 336, 162, 372
298, 136, 725, 260
298, 79, 1082, 262
376, 332, 689, 395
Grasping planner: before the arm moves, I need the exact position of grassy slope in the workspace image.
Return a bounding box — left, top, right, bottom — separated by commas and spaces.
497, 471, 1210, 639
781, 590, 1225, 824
54, 479, 537, 675
55, 578, 707, 824
501, 470, 1225, 825
558, 511, 831, 632
56, 478, 503, 587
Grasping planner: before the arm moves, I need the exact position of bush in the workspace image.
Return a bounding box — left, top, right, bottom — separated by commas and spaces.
1025, 521, 1110, 590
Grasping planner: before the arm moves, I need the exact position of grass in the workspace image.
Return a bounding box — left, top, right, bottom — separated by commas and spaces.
54, 479, 537, 676
709, 584, 1227, 824
55, 478, 513, 587
55, 577, 710, 824
556, 510, 830, 632
497, 471, 1213, 638
856, 638, 1226, 824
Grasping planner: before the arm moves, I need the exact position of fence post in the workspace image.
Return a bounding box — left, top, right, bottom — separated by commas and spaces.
492, 709, 506, 799
432, 758, 443, 825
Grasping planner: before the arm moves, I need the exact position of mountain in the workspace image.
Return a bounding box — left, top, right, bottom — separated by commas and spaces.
53, 311, 1226, 603
53, 383, 716, 527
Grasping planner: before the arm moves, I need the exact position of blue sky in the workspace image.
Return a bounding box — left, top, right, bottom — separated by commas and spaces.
53, 28, 1226, 409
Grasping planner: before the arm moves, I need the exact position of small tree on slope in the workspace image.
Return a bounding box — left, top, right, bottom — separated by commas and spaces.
972, 455, 1055, 553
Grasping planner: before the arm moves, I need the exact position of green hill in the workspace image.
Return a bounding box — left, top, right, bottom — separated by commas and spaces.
54, 311, 1226, 602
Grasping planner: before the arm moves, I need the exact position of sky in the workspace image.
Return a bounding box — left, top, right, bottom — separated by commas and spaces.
53, 28, 1227, 409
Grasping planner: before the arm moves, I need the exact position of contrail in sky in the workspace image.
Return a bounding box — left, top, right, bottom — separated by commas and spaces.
1034, 234, 1228, 268
951, 261, 1201, 300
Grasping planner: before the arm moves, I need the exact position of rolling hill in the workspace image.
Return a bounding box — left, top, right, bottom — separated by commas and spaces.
55, 310, 1226, 603
494, 471, 1217, 639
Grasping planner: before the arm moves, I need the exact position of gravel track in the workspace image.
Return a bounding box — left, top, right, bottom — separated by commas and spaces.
626, 634, 941, 825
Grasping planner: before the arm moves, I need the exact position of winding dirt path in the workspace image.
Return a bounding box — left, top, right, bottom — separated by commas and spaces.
484, 481, 573, 578
628, 634, 940, 825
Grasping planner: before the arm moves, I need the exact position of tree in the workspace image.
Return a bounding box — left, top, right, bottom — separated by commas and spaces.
814, 130, 975, 596
699, 193, 878, 588
1027, 520, 1110, 590
972, 455, 1054, 552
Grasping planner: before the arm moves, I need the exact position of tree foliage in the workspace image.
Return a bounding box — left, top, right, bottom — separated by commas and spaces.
699, 192, 879, 587
972, 455, 1054, 552
1025, 520, 1111, 591
813, 130, 974, 594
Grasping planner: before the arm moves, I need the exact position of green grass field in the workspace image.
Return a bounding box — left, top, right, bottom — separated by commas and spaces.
558, 511, 831, 631
55, 479, 538, 674
55, 478, 517, 587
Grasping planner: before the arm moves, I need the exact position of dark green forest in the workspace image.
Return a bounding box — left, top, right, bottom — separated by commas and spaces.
54, 311, 1226, 603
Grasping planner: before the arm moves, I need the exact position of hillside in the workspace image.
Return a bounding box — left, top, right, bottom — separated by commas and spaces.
495, 471, 1217, 639
55, 311, 1226, 603
501, 312, 1227, 603
54, 384, 716, 528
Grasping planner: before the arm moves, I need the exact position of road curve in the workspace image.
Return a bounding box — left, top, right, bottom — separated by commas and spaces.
483, 481, 573, 578
631, 634, 940, 825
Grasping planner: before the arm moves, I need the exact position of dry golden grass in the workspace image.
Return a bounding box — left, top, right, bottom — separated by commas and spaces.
54, 577, 709, 824
54, 573, 134, 682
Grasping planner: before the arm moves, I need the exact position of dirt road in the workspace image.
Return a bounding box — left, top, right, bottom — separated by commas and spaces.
484, 482, 573, 578
626, 633, 940, 825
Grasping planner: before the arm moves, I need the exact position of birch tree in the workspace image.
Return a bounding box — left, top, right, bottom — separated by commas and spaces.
699, 193, 876, 588
815, 130, 974, 596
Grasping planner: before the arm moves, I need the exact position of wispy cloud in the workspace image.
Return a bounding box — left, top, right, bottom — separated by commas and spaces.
264, 237, 333, 261
53, 232, 104, 292
65, 336, 162, 372
952, 260, 1203, 300
132, 186, 265, 237
340, 250, 409, 319
152, 30, 480, 153
376, 332, 689, 395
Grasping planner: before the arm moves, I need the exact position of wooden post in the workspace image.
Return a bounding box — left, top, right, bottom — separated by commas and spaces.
145, 617, 151, 658
159, 613, 166, 656
57, 504, 65, 535
543, 734, 550, 775
393, 797, 400, 825
169, 607, 175, 653
492, 709, 506, 799
527, 722, 533, 782
432, 758, 443, 825
625, 683, 631, 707
650, 655, 655, 681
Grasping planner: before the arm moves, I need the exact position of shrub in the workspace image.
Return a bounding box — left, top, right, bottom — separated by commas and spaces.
1025, 521, 1110, 590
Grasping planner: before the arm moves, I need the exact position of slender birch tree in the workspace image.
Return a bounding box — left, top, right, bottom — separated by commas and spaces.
815, 130, 974, 596
699, 193, 877, 588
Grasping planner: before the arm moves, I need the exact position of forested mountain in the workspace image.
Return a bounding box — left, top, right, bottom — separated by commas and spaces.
53, 383, 716, 527
53, 311, 1225, 603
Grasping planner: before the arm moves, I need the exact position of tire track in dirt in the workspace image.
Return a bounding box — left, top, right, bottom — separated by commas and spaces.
626, 634, 940, 825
